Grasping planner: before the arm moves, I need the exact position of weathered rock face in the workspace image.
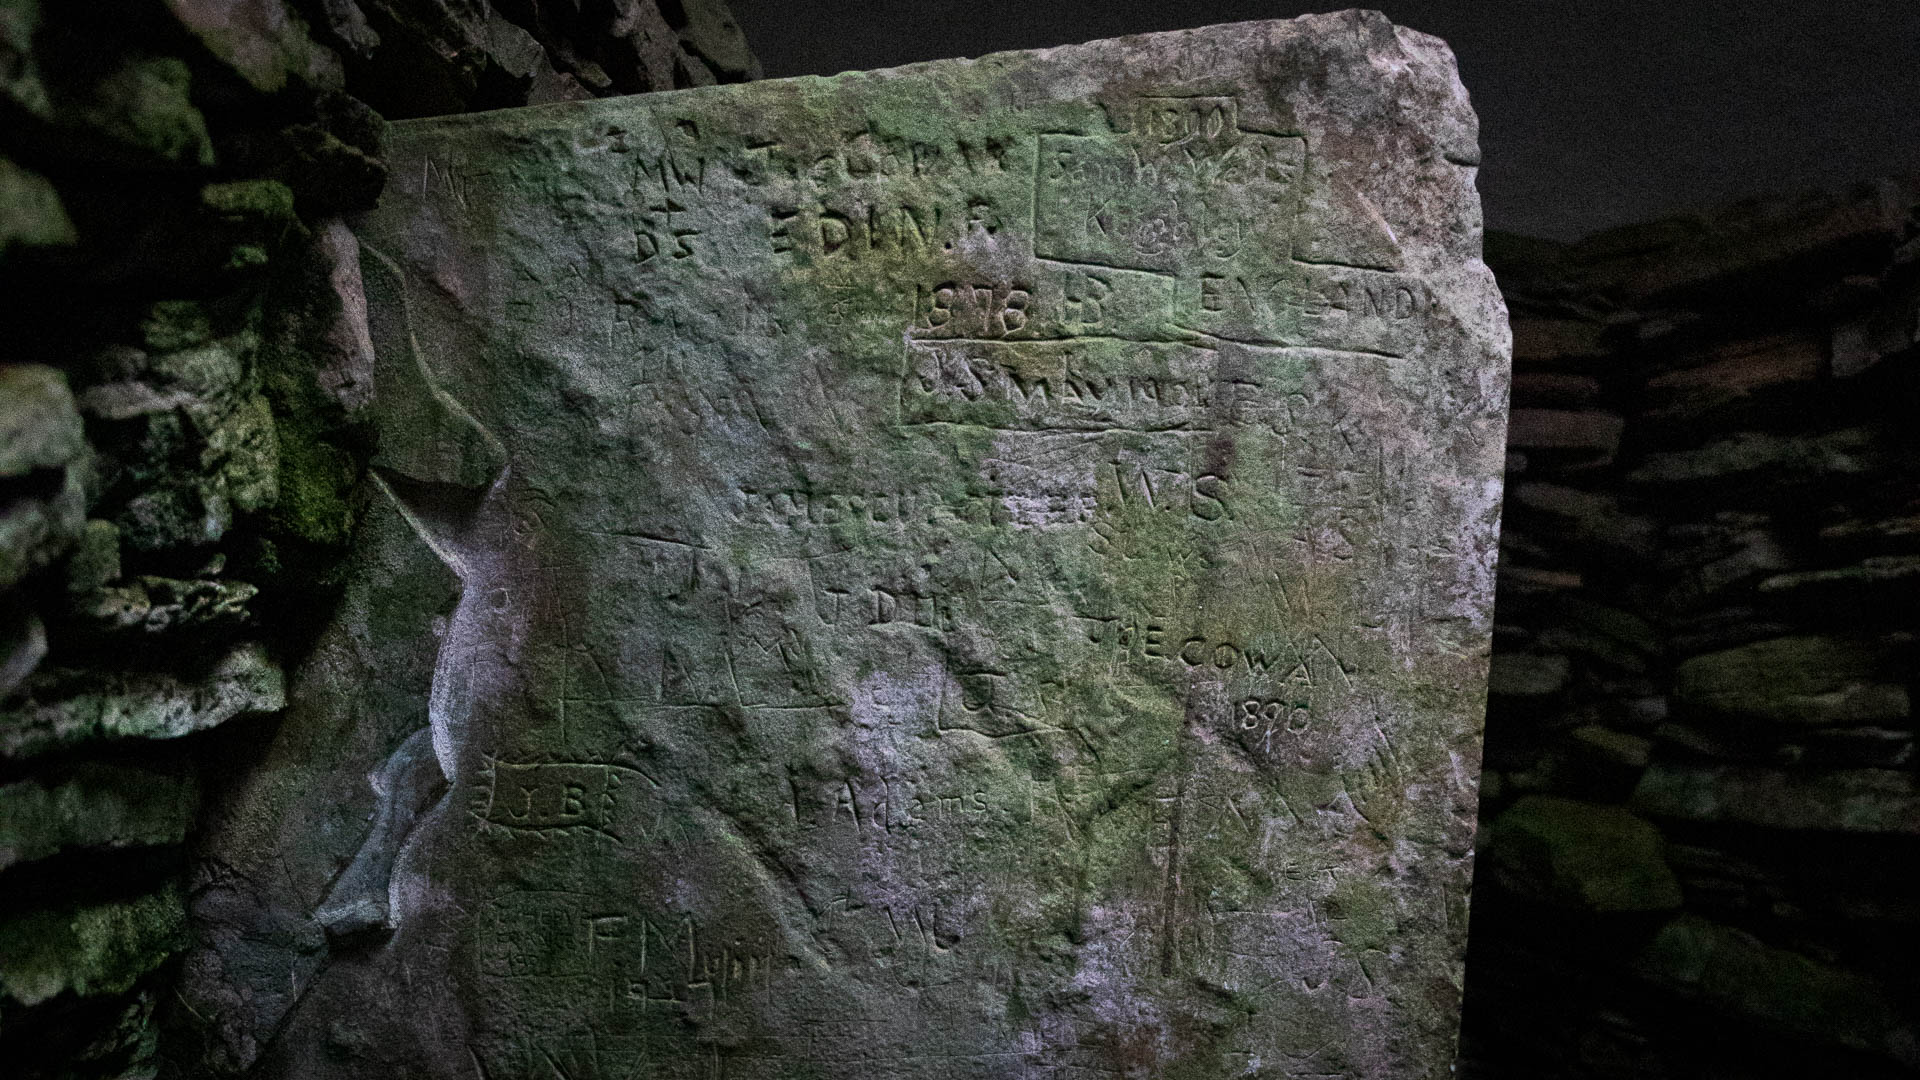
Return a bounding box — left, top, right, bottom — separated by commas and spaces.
180, 13, 1508, 1078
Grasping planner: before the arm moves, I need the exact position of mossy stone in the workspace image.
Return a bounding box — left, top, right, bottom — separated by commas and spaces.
0, 887, 187, 1008
183, 14, 1509, 1078
1489, 795, 1682, 912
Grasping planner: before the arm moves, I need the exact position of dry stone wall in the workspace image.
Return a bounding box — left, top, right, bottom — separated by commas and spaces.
1461, 179, 1920, 1079
0, 3, 753, 1078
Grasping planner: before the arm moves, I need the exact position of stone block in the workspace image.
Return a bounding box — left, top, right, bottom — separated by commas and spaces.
1631, 763, 1920, 833
161, 0, 343, 96
1, 641, 284, 759
0, 155, 77, 259
1510, 481, 1658, 562
1639, 332, 1823, 429
0, 364, 89, 591
1510, 371, 1602, 408
1596, 179, 1917, 307
1567, 725, 1654, 769
1487, 796, 1681, 912
179, 14, 1510, 1078
1757, 555, 1920, 620
1658, 515, 1792, 612
0, 886, 187, 1008
1489, 651, 1571, 698
1508, 316, 1607, 366
1634, 915, 1919, 1067
0, 760, 199, 871
1674, 634, 1908, 727
0, 364, 85, 480
1628, 427, 1883, 498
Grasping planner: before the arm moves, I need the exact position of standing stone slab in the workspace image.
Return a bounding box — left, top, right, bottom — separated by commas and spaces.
184, 12, 1508, 1079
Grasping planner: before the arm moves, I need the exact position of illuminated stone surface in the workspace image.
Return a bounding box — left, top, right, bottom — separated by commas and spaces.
183, 13, 1509, 1077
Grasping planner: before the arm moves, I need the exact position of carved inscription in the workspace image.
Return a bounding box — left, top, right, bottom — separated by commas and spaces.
477, 892, 779, 1009
902, 340, 1252, 430
329, 19, 1506, 1080
471, 760, 652, 840
770, 199, 1008, 260
1034, 126, 1306, 275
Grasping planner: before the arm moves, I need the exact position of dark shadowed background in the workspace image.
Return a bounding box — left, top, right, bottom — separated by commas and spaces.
731, 0, 1920, 240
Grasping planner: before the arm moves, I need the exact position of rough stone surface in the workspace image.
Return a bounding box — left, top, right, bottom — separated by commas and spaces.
183, 14, 1508, 1078
0, 156, 76, 255
1674, 635, 1910, 727
1488, 652, 1571, 698
0, 759, 200, 870
1, 641, 285, 759
1486, 796, 1681, 912
0, 887, 188, 1009
0, 364, 89, 593
305, 0, 761, 119
1630, 763, 1920, 834
1633, 915, 1920, 1068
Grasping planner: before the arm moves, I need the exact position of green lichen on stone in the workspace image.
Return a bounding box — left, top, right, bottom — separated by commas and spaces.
64, 519, 123, 594
0, 155, 77, 257
264, 412, 356, 547
225, 242, 271, 271
254, 319, 362, 552
1675, 634, 1909, 727
200, 178, 298, 225
139, 300, 215, 353
201, 179, 305, 272
0, 364, 86, 479
145, 330, 249, 404
0, 760, 199, 870
207, 389, 281, 514
186, 14, 1508, 1077
77, 55, 216, 167
103, 326, 290, 552
1489, 795, 1682, 912
0, 641, 284, 758
1635, 915, 1916, 1062
1322, 875, 1397, 954
0, 886, 187, 1008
